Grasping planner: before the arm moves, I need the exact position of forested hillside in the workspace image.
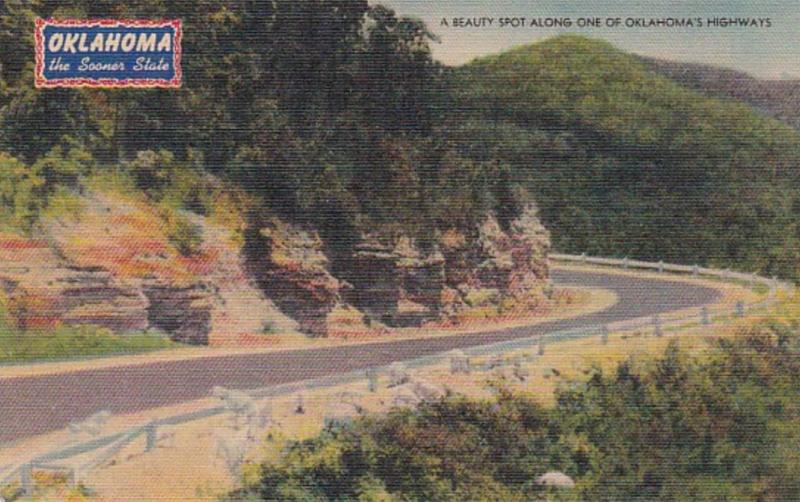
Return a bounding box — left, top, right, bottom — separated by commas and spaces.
450, 36, 800, 279
641, 56, 800, 130
2, 4, 800, 283
0, 1, 553, 346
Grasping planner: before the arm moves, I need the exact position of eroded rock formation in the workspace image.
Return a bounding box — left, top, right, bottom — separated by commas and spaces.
0, 234, 150, 333
245, 218, 342, 337
0, 191, 551, 343
339, 205, 550, 327
340, 234, 445, 327
439, 203, 552, 315
0, 192, 299, 346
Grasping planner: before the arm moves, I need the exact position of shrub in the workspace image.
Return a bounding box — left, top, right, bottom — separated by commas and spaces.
0, 147, 92, 231
0, 151, 45, 231
32, 145, 93, 189
163, 210, 204, 256
125, 149, 175, 194
234, 396, 560, 501
234, 318, 800, 501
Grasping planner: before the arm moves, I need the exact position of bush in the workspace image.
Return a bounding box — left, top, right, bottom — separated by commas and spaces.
233, 395, 561, 501
0, 323, 173, 363
125, 150, 176, 194
0, 147, 92, 231
163, 209, 204, 256
32, 145, 93, 189
0, 151, 46, 231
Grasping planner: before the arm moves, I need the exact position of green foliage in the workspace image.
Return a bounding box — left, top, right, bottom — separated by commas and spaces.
163, 209, 204, 256
0, 1, 457, 250
0, 147, 93, 231
2, 0, 800, 283
0, 318, 173, 363
124, 149, 177, 194
451, 35, 800, 279
234, 318, 800, 501
32, 145, 94, 188
554, 321, 800, 500
0, 151, 46, 230
232, 394, 563, 501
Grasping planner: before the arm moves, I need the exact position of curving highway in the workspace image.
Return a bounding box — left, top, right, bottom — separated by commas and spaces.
0, 268, 721, 442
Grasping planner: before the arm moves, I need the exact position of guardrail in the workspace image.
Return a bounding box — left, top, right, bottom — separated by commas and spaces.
1, 254, 794, 496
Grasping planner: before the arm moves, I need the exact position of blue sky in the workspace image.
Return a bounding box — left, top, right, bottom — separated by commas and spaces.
381, 0, 800, 79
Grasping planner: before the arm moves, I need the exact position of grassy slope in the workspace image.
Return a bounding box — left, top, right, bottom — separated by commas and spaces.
0, 303, 173, 363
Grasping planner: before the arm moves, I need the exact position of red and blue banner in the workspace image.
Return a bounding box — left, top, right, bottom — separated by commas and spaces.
34, 18, 182, 88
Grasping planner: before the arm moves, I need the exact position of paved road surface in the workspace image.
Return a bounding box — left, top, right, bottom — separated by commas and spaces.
0, 269, 720, 442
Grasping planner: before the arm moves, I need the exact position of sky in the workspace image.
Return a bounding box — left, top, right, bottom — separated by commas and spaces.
381, 0, 800, 80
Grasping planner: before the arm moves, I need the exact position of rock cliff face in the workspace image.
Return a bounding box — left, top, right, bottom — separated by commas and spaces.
339, 204, 550, 326
143, 284, 213, 345
438, 204, 552, 315
346, 237, 401, 324
395, 237, 446, 325
0, 235, 150, 333
0, 190, 551, 343
244, 218, 341, 337
340, 235, 445, 327
0, 192, 298, 345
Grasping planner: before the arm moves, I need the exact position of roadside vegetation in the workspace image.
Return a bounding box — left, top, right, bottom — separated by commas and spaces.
0, 303, 173, 363
226, 310, 800, 501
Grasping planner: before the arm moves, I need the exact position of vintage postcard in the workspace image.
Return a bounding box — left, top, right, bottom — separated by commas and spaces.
1, 0, 798, 500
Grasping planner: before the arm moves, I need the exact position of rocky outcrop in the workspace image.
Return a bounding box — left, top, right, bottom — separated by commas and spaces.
347, 237, 400, 323
341, 235, 445, 327
395, 237, 446, 325
143, 284, 212, 345
0, 234, 150, 333
0, 191, 300, 346
0, 234, 219, 342
505, 203, 551, 298
0, 188, 551, 343
245, 218, 341, 337
440, 204, 551, 314
338, 205, 550, 327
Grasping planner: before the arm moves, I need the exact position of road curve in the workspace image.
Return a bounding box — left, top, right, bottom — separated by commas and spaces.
0, 269, 721, 442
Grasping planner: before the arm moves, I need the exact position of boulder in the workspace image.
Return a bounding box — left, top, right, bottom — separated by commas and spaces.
535, 471, 575, 489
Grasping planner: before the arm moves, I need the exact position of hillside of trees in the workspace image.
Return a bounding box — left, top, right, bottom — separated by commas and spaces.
1, 0, 534, 253
2, 4, 800, 281
448, 36, 800, 279
640, 56, 800, 131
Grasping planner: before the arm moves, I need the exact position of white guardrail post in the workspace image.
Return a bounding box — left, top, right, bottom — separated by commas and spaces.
5, 253, 794, 492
